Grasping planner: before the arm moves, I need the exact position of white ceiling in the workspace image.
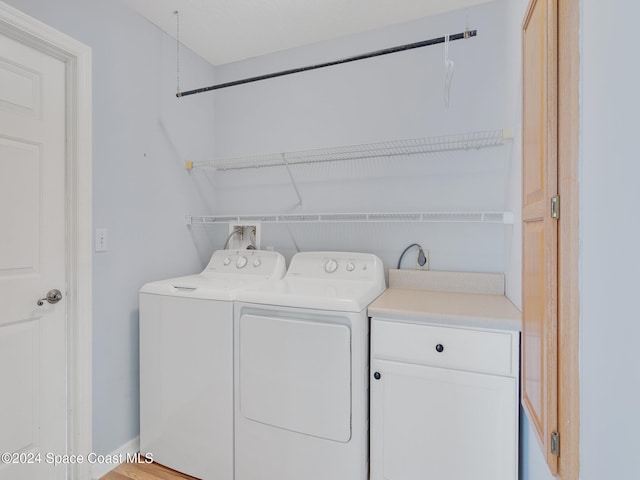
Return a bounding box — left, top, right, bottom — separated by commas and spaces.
119, 0, 493, 66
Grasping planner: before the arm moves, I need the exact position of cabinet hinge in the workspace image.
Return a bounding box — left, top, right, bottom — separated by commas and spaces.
550, 431, 560, 456
551, 195, 560, 219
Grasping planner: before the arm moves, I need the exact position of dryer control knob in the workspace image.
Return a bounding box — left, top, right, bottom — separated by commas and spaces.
324, 259, 338, 273
346, 262, 355, 272
253, 258, 262, 267
223, 257, 231, 266
236, 256, 248, 268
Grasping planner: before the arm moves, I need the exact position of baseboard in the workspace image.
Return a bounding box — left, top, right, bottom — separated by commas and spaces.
91, 436, 140, 480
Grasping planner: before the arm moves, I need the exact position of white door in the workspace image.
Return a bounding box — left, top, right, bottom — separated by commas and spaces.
370, 360, 518, 480
0, 30, 67, 480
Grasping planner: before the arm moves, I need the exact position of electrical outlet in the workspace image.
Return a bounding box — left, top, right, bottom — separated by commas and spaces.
228, 223, 261, 250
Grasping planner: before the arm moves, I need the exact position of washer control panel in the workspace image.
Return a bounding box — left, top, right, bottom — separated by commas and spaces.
287, 252, 383, 282
204, 250, 286, 278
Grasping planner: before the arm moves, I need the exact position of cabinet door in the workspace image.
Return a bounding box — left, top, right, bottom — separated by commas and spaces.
522, 0, 559, 473
371, 360, 518, 480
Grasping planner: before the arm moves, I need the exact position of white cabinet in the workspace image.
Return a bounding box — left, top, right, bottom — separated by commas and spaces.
370, 319, 520, 480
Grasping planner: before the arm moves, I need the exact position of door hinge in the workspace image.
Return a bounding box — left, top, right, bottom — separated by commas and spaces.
550, 431, 560, 456
551, 195, 560, 219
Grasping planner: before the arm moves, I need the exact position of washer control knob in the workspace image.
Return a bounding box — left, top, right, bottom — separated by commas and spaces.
324, 259, 338, 273
223, 257, 231, 266
346, 262, 355, 272
253, 258, 262, 267
236, 256, 248, 269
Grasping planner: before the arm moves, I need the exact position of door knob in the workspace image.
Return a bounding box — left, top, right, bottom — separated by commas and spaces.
37, 289, 63, 306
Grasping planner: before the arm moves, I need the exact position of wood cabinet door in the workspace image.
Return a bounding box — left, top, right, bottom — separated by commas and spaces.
522, 0, 559, 474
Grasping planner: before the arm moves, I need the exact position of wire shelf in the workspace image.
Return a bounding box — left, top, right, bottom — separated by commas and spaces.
187, 129, 512, 171
185, 211, 514, 225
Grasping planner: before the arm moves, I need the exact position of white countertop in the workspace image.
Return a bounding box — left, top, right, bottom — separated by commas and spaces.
368, 270, 521, 332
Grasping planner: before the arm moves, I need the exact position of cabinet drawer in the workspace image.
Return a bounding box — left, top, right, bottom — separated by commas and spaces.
371, 320, 517, 377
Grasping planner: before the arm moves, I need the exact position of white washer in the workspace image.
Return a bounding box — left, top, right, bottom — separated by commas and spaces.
233, 251, 386, 480
139, 249, 286, 480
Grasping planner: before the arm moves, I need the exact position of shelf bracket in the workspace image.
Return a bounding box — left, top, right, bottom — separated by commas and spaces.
281, 153, 303, 206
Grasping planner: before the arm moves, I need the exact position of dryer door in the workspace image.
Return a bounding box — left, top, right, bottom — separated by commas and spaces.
239, 313, 351, 442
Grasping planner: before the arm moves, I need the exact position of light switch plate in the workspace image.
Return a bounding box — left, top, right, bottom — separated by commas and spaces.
95, 228, 108, 252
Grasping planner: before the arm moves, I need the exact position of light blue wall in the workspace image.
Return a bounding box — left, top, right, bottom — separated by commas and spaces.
209, 1, 514, 275
580, 0, 640, 478
520, 408, 556, 480
5, 0, 216, 455
503, 0, 526, 309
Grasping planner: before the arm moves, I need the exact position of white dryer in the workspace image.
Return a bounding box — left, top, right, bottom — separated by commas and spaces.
233, 251, 386, 480
139, 249, 286, 480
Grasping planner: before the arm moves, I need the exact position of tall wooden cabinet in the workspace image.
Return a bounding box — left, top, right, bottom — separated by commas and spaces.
521, 0, 581, 477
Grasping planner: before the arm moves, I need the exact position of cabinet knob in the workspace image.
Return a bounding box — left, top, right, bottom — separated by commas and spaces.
373, 372, 381, 380
435, 343, 444, 353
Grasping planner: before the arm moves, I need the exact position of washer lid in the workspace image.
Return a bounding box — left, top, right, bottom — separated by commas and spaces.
139, 250, 286, 300
140, 274, 249, 300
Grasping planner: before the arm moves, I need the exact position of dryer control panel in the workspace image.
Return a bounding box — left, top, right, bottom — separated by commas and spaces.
286, 252, 385, 284
204, 250, 286, 278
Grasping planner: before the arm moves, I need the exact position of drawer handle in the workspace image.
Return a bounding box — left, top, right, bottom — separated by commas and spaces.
373, 372, 381, 380
435, 344, 444, 353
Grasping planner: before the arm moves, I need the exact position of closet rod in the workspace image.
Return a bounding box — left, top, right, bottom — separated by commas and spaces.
176, 29, 477, 97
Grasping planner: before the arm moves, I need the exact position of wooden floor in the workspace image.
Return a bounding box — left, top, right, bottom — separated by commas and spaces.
99, 460, 199, 480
